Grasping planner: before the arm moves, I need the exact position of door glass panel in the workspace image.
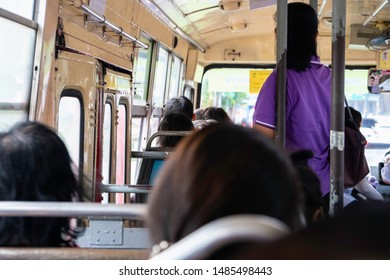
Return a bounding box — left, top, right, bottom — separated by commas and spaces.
101, 103, 112, 203
58, 96, 81, 166
115, 104, 127, 204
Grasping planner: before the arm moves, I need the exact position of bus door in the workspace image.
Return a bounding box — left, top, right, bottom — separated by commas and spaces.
101, 69, 132, 204
55, 51, 98, 202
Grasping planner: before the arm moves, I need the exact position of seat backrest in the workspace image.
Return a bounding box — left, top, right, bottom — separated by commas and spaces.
134, 131, 192, 202
150, 214, 290, 260
135, 151, 169, 203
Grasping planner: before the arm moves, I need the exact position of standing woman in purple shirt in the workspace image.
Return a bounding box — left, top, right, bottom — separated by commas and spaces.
252, 3, 331, 196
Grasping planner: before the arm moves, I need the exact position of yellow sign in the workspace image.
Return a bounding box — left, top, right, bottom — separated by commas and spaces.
249, 70, 272, 94
379, 50, 390, 69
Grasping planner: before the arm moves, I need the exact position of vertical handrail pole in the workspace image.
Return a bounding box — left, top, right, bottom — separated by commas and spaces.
275, 0, 287, 147
329, 0, 346, 216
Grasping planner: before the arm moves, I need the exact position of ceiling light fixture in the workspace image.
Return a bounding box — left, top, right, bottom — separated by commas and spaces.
229, 22, 247, 32
219, 1, 242, 12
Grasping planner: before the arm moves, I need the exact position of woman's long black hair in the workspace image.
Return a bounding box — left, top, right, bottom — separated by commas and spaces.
0, 121, 83, 246
286, 3, 319, 71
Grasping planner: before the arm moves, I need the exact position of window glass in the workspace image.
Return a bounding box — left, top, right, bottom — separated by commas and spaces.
0, 0, 35, 20
0, 106, 27, 132
0, 17, 35, 131
168, 55, 182, 99
131, 117, 143, 184
201, 68, 273, 127
133, 36, 152, 105
58, 96, 81, 166
152, 46, 169, 107
344, 69, 390, 169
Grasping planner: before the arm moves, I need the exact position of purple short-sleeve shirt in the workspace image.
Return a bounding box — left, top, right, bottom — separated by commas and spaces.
253, 57, 331, 195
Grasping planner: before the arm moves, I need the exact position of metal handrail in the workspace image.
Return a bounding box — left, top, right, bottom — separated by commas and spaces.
73, 2, 149, 49
131, 151, 170, 159
146, 130, 193, 150
0, 202, 146, 219
101, 184, 152, 194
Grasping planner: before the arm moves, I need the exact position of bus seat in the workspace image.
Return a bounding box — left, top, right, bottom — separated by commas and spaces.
0, 247, 150, 260
134, 131, 192, 202
148, 159, 165, 184
150, 214, 290, 260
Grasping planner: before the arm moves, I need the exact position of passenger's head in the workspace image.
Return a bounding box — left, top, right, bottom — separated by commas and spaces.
203, 107, 231, 123
148, 123, 303, 245
0, 121, 82, 246
286, 3, 318, 71
194, 108, 205, 120
164, 96, 194, 120
345, 106, 362, 128
290, 150, 324, 225
157, 112, 194, 148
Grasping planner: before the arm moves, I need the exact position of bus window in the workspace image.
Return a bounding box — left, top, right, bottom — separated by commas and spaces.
168, 55, 183, 99
58, 95, 82, 166
131, 117, 143, 185
345, 69, 390, 169
152, 45, 169, 107
0, 0, 35, 19
201, 67, 273, 127
132, 34, 153, 150
133, 35, 153, 106
183, 85, 194, 101
0, 16, 35, 131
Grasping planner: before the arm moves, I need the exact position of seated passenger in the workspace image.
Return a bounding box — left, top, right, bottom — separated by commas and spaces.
203, 106, 231, 123
164, 96, 194, 120
344, 106, 383, 203
147, 123, 304, 258
157, 112, 194, 148
290, 150, 325, 225
194, 108, 205, 120
192, 108, 208, 130
0, 121, 83, 247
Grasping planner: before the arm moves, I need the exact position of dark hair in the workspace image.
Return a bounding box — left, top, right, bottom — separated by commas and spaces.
164, 96, 194, 120
286, 3, 318, 71
290, 150, 323, 225
157, 112, 194, 148
0, 121, 83, 246
194, 108, 205, 120
148, 123, 303, 245
345, 106, 362, 128
203, 107, 231, 123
